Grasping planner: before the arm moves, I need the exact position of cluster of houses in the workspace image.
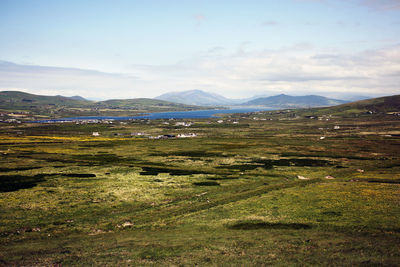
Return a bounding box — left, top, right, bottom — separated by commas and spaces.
175, 122, 192, 127
305, 115, 333, 121
216, 119, 240, 124
149, 133, 197, 139
75, 119, 114, 124
0, 112, 28, 123
92, 131, 197, 139
0, 118, 22, 123
34, 119, 116, 124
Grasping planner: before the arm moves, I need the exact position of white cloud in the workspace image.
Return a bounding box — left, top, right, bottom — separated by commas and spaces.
132, 44, 400, 98
1, 44, 399, 99
0, 61, 142, 99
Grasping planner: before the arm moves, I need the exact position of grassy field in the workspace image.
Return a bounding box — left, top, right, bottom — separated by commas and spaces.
0, 111, 399, 266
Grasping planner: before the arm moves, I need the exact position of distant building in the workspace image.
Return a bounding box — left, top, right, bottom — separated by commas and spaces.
177, 133, 197, 138
92, 132, 100, 136
131, 132, 145, 136
175, 122, 192, 127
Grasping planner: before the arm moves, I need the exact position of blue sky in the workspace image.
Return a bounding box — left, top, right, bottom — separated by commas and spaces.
1, 0, 399, 99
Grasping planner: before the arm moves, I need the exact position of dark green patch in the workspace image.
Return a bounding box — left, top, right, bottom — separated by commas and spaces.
0, 166, 42, 172
0, 174, 47, 192
207, 176, 239, 180
254, 158, 331, 168
227, 221, 311, 230
365, 178, 400, 184
216, 164, 263, 171
321, 211, 342, 216
0, 172, 98, 192
140, 166, 209, 176
60, 173, 97, 178
193, 181, 220, 186
280, 152, 372, 160
152, 150, 228, 158
217, 158, 331, 171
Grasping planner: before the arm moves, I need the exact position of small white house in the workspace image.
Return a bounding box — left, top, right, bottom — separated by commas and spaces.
177, 133, 197, 138
92, 132, 100, 136
175, 122, 192, 127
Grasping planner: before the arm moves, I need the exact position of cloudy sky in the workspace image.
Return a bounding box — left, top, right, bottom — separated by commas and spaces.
0, 0, 399, 100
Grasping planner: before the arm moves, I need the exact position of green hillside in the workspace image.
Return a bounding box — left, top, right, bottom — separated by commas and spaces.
95, 98, 204, 110
0, 91, 209, 120
301, 94, 400, 117
0, 91, 93, 110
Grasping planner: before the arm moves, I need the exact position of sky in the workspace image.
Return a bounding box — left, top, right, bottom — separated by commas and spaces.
0, 0, 400, 100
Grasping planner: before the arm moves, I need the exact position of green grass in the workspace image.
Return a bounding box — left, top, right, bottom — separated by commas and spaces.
0, 113, 399, 265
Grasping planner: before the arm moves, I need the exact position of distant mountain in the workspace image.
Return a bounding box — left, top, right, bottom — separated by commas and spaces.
69, 95, 87, 101
55, 94, 88, 101
94, 98, 205, 110
155, 89, 236, 106
155, 90, 349, 108
244, 94, 347, 108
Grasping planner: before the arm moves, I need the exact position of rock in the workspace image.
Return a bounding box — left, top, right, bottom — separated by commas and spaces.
122, 221, 133, 227
325, 175, 335, 179
357, 169, 364, 173
297, 175, 310, 180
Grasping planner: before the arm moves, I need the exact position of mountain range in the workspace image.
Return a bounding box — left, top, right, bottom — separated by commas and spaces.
1, 90, 399, 120
155, 89, 348, 108
244, 94, 346, 108
0, 91, 208, 119
155, 89, 236, 105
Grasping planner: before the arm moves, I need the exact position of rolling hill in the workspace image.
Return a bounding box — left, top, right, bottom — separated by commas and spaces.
0, 91, 210, 119
303, 94, 400, 116
244, 94, 347, 108
95, 98, 207, 110
0, 91, 93, 109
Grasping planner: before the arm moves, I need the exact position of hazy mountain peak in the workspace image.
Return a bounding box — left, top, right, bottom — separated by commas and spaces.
68, 95, 87, 101
155, 89, 233, 106
245, 94, 347, 108
155, 90, 350, 108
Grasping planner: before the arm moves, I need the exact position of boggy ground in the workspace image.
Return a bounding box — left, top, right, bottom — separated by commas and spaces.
0, 112, 399, 266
